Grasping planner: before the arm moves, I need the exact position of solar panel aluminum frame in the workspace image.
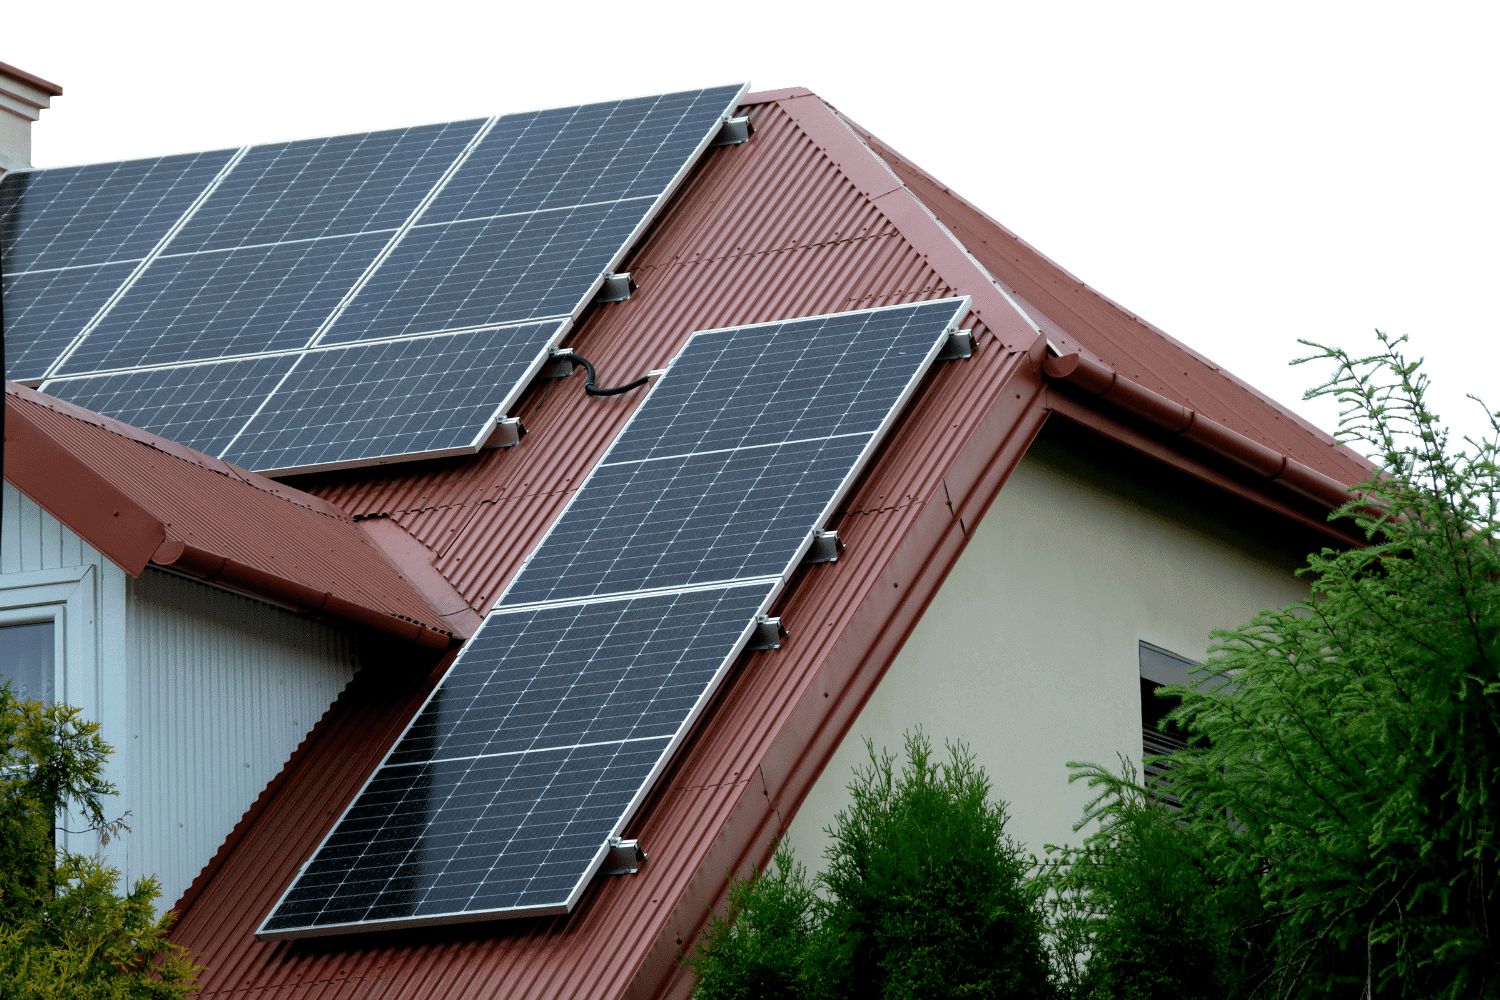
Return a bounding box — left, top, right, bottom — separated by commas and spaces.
24, 85, 750, 480
254, 296, 971, 940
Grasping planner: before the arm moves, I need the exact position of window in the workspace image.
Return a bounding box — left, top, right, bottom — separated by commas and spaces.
1139, 641, 1198, 807
1, 619, 56, 703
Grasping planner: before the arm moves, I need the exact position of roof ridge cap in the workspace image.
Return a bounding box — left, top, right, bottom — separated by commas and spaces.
5, 381, 350, 521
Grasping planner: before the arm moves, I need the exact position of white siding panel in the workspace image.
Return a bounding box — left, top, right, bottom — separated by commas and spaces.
2, 481, 93, 575
125, 569, 358, 910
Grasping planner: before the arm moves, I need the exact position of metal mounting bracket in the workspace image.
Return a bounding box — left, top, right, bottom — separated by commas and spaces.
482, 416, 525, 449
544, 348, 579, 379
937, 329, 976, 361
710, 116, 754, 147
602, 837, 646, 875
593, 272, 636, 304
802, 530, 842, 565
746, 616, 786, 651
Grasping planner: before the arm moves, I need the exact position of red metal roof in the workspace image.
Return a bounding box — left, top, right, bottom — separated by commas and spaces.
4, 382, 452, 647
166, 89, 1370, 999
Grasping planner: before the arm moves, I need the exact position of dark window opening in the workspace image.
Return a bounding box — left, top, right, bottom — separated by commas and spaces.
1140, 642, 1197, 808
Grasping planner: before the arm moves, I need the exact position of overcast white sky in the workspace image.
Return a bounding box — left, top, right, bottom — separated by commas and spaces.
9, 0, 1497, 455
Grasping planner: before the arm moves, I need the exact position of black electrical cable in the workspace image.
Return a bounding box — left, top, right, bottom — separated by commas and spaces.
562, 353, 650, 396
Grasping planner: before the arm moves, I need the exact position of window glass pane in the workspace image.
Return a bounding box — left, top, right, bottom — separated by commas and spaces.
0, 621, 55, 703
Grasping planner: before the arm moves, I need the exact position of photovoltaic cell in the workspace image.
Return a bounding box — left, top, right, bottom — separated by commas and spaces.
56, 232, 391, 373
223, 322, 564, 474
0, 150, 231, 274
259, 584, 770, 934
258, 299, 970, 939
165, 120, 485, 254
2, 263, 136, 381
42, 354, 299, 458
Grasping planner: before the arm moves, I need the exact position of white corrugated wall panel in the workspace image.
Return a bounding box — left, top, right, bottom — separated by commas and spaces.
125, 568, 358, 910
1, 481, 90, 574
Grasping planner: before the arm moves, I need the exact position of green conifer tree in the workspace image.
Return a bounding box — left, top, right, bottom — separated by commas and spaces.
0, 686, 201, 998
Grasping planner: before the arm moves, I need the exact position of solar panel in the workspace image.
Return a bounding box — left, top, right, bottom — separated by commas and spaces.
258, 298, 972, 939
223, 322, 566, 475
8, 84, 747, 475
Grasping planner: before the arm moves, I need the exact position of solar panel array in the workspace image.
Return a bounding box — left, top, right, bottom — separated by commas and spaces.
258, 297, 972, 939
2, 85, 746, 475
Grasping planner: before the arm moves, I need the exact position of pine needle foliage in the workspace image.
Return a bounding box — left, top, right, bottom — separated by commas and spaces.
818, 732, 1052, 1000
1044, 333, 1500, 999
0, 685, 201, 999
688, 731, 1053, 999
689, 844, 821, 1000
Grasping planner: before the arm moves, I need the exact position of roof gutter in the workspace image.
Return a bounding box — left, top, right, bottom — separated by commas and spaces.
1042, 352, 1361, 512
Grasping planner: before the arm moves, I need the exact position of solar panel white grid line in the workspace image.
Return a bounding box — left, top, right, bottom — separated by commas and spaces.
149, 227, 402, 259
392, 732, 673, 770
600, 430, 869, 468
12, 257, 147, 277
402, 192, 656, 230
304, 115, 502, 348
36, 314, 570, 382
41, 145, 252, 381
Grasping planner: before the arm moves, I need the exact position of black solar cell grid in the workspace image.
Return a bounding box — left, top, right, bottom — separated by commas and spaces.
606, 300, 971, 464
222, 322, 563, 473
500, 434, 869, 606
421, 86, 742, 224
318, 199, 644, 344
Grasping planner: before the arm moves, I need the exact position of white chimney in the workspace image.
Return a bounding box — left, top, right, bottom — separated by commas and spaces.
0, 60, 62, 173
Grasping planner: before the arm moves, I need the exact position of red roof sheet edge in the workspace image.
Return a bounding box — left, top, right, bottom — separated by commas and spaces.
4, 384, 452, 649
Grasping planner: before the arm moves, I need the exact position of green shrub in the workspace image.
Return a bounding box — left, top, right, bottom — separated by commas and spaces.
690, 731, 1053, 999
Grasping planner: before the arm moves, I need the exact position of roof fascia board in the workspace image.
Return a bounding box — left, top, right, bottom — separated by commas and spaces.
5, 394, 166, 575
775, 94, 1040, 351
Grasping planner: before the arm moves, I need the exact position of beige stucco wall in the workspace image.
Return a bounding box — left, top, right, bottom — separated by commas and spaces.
781, 427, 1315, 871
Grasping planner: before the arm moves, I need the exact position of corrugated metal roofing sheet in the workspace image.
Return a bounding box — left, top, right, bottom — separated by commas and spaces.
5, 383, 451, 644
168, 89, 1368, 1000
